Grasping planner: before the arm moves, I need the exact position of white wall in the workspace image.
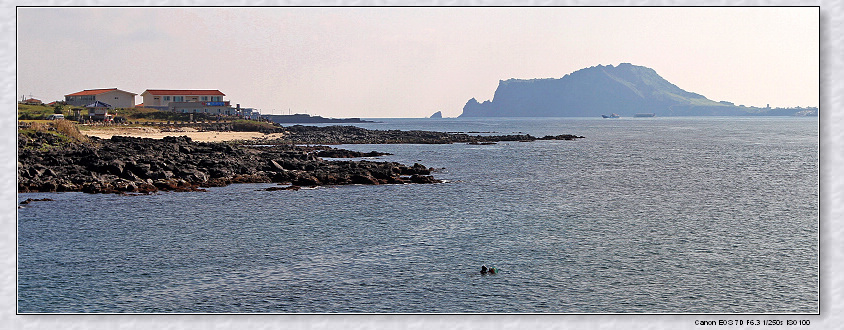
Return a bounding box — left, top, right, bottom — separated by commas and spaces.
96, 90, 135, 108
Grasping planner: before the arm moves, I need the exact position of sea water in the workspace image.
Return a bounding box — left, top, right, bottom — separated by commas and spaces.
17, 117, 819, 313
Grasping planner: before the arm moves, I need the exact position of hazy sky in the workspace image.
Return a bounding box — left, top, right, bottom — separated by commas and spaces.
16, 6, 819, 118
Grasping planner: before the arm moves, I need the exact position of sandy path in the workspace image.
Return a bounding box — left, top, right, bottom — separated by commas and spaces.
83, 126, 285, 143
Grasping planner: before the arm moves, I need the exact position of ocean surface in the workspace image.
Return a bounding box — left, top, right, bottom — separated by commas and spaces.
17, 117, 819, 313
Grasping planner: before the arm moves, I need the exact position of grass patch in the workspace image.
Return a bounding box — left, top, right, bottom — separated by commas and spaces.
18, 103, 222, 123
18, 104, 58, 120
54, 119, 89, 143
230, 119, 280, 132
19, 119, 89, 151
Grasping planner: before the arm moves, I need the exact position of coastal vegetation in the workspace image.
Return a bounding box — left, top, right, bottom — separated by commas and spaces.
18, 102, 584, 145
229, 119, 282, 133
18, 103, 236, 123
17, 104, 67, 120
19, 119, 89, 150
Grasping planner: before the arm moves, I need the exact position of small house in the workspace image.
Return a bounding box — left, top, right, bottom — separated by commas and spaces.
86, 101, 113, 121
21, 98, 43, 105
65, 88, 136, 109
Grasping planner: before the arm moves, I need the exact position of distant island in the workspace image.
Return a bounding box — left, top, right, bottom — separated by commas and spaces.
460, 63, 818, 117
263, 114, 377, 124
430, 111, 443, 119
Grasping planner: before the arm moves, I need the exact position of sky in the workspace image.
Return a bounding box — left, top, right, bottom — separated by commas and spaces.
16, 6, 819, 118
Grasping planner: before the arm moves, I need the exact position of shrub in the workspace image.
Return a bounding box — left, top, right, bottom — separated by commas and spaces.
230, 119, 280, 133
28, 121, 48, 132
53, 119, 88, 143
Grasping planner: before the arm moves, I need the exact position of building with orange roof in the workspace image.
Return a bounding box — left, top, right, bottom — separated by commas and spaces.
21, 98, 42, 105
140, 89, 235, 115
65, 88, 137, 109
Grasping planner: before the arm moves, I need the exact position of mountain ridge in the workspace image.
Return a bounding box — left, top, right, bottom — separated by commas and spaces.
459, 63, 816, 117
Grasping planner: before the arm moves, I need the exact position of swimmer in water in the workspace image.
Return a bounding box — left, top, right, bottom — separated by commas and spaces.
481, 265, 497, 275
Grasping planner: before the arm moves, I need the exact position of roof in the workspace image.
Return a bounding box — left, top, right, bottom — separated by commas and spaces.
85, 101, 112, 108
142, 89, 225, 96
66, 88, 136, 96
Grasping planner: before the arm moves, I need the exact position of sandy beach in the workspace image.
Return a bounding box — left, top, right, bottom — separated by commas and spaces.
82, 126, 285, 143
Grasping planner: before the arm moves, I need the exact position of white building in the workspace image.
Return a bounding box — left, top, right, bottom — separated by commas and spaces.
140, 89, 233, 114
240, 108, 261, 120
65, 88, 136, 109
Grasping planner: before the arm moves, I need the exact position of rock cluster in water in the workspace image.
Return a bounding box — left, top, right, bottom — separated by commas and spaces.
18, 132, 439, 194
257, 125, 583, 145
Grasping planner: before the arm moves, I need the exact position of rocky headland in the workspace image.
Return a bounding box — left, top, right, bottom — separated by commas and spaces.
262, 114, 377, 124
18, 124, 583, 194
460, 63, 819, 117
254, 125, 583, 145
18, 131, 439, 194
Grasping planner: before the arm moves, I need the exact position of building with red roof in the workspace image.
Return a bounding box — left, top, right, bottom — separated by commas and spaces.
140, 89, 234, 115
21, 98, 42, 105
65, 88, 137, 109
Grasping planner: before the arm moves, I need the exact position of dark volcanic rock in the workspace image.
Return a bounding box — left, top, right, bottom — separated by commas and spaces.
264, 185, 301, 191
316, 149, 392, 158
409, 174, 439, 184
256, 124, 583, 145
18, 125, 583, 195
20, 198, 54, 205
18, 133, 443, 195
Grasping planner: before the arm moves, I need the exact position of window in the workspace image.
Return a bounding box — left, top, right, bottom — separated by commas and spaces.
201, 96, 208, 101
173, 96, 184, 102
211, 96, 222, 102
164, 96, 170, 101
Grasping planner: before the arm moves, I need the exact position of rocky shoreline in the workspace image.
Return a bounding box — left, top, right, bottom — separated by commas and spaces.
18, 125, 584, 194
18, 132, 439, 194
248, 125, 584, 145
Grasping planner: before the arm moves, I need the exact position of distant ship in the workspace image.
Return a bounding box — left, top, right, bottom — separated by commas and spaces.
633, 113, 656, 117
601, 113, 620, 118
